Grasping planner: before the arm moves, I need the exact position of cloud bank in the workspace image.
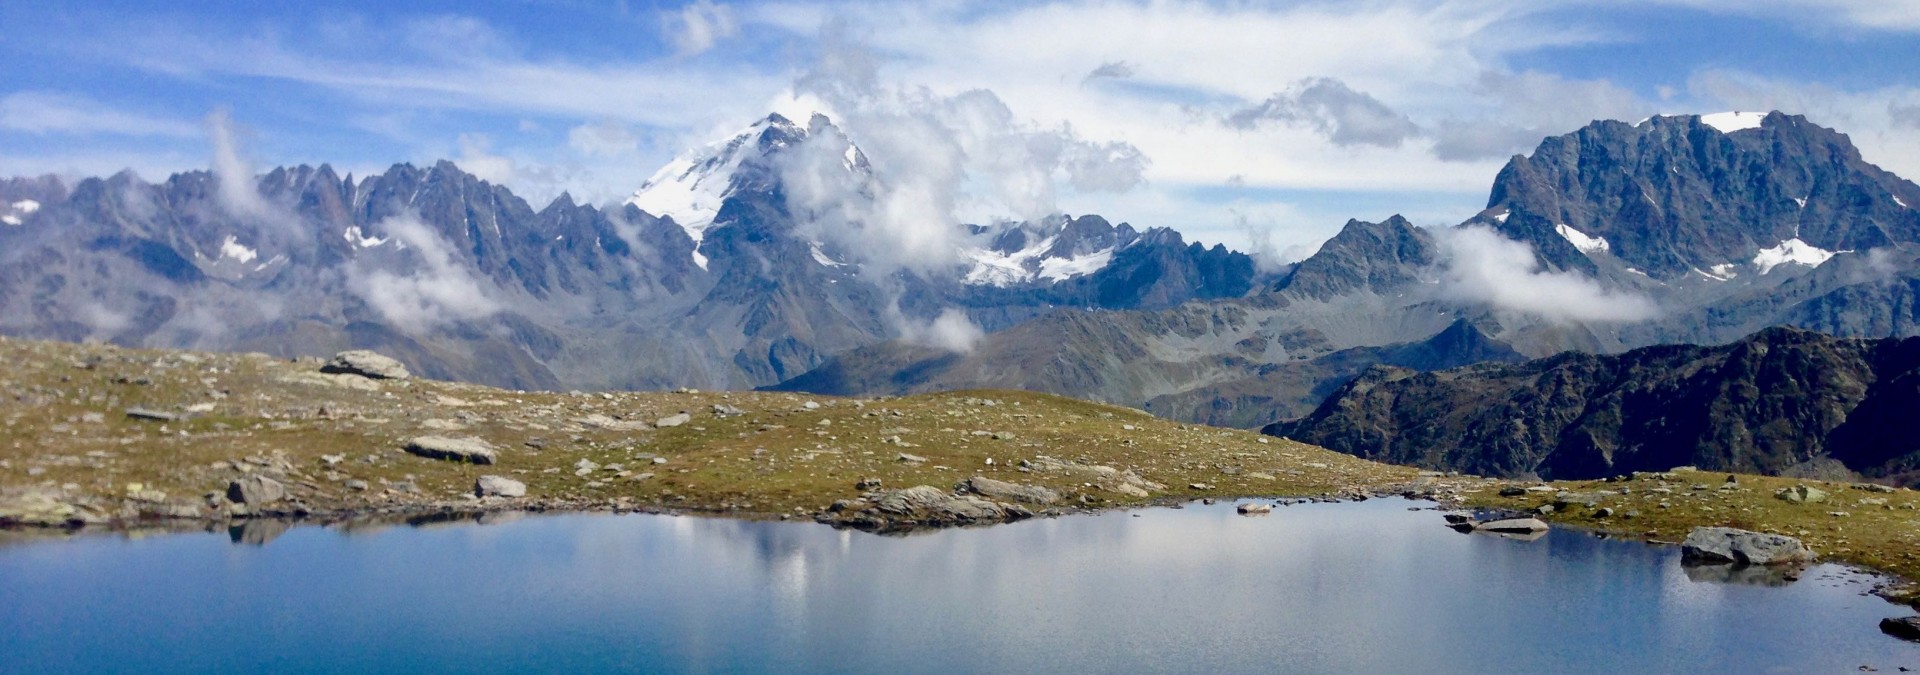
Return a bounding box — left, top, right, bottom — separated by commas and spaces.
1436, 225, 1659, 323
347, 213, 501, 333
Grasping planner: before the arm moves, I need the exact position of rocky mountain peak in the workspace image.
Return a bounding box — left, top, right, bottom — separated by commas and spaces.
1275, 215, 1435, 300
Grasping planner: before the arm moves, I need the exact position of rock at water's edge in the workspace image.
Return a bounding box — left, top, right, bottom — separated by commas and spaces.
226, 475, 287, 505
1680, 526, 1815, 565
1881, 616, 1920, 642
959, 476, 1061, 505
1474, 517, 1549, 534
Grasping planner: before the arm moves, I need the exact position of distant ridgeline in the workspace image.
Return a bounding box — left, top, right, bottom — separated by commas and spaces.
1270, 327, 1920, 485
5, 110, 1920, 447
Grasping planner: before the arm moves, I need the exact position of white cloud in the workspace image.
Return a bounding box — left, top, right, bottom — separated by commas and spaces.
898, 308, 985, 353
347, 213, 501, 333
664, 0, 741, 56
207, 109, 285, 224
1227, 78, 1421, 149
567, 120, 642, 157
0, 92, 199, 137
454, 133, 518, 185
1436, 225, 1659, 323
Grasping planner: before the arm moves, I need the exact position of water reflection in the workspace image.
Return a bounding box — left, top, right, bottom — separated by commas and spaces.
0, 499, 1914, 674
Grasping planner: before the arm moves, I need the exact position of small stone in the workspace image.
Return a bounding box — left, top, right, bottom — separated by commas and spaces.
344, 480, 369, 491
1235, 502, 1273, 515
897, 453, 927, 463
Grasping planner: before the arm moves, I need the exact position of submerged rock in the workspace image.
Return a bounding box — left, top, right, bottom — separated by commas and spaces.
404, 436, 498, 465
320, 350, 411, 380
1680, 527, 1815, 566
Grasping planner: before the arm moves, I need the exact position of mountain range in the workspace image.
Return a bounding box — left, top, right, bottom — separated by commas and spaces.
5, 110, 1920, 444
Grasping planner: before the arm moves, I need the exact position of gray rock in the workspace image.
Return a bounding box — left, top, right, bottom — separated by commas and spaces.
1680, 527, 1816, 565
1236, 502, 1273, 514
897, 453, 927, 463
226, 475, 286, 505
959, 477, 1060, 505
344, 480, 370, 491
655, 413, 691, 428
320, 350, 411, 380
1774, 485, 1829, 504
1475, 518, 1550, 534
855, 477, 884, 491
404, 436, 497, 465
475, 475, 527, 498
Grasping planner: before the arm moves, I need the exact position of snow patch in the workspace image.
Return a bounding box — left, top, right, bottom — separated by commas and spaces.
219, 235, 258, 264
1698, 263, 1740, 281
1752, 238, 1843, 274
1038, 249, 1115, 281
343, 226, 388, 249
1699, 112, 1766, 134
1624, 267, 1649, 278
1794, 197, 1807, 209
0, 215, 18, 226
1898, 195, 1909, 208
11, 199, 39, 214
809, 242, 845, 268
1555, 223, 1611, 255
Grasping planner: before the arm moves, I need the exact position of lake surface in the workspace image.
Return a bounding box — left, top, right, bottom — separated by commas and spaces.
2, 499, 1916, 674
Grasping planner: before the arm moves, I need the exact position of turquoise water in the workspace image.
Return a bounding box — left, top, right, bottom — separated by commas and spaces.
1, 499, 1915, 674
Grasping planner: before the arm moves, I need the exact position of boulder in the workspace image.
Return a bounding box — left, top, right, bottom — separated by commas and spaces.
320, 350, 411, 380
1236, 502, 1273, 515
1680, 527, 1816, 565
1475, 518, 1549, 534
226, 475, 286, 505
654, 413, 691, 428
959, 477, 1061, 505
1773, 485, 1828, 504
475, 475, 527, 498
404, 436, 498, 465
1880, 617, 1920, 642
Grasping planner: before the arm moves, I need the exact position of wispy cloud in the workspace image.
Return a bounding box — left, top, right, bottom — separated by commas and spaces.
664, 0, 741, 56
1436, 225, 1659, 323
0, 92, 199, 137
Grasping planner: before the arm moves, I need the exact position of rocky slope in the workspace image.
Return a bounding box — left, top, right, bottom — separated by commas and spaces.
1268, 326, 1920, 483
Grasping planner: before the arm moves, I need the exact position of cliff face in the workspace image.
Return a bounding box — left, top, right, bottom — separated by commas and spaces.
1267, 327, 1920, 484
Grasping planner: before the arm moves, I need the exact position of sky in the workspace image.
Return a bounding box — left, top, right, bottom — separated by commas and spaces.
4, 0, 1920, 256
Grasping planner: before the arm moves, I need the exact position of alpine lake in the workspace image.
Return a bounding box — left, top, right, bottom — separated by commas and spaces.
3, 498, 1917, 674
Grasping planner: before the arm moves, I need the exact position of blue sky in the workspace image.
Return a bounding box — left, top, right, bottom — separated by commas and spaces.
4, 0, 1920, 255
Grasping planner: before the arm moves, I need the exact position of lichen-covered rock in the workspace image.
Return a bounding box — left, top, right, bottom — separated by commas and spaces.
404, 436, 497, 465
319, 350, 411, 380
1773, 485, 1828, 504
823, 485, 1032, 531
1681, 527, 1816, 566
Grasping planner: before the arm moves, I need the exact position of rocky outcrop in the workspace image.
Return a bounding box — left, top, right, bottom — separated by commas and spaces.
1680, 527, 1816, 566
404, 436, 498, 465
1270, 327, 1920, 482
1881, 616, 1920, 642
817, 485, 1033, 531
320, 351, 411, 380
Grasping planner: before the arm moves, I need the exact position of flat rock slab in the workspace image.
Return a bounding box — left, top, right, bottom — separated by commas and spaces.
1475, 517, 1550, 534
1680, 526, 1815, 565
654, 413, 691, 428
405, 436, 498, 465
1236, 502, 1273, 514
475, 475, 527, 498
320, 350, 411, 380
959, 476, 1060, 505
